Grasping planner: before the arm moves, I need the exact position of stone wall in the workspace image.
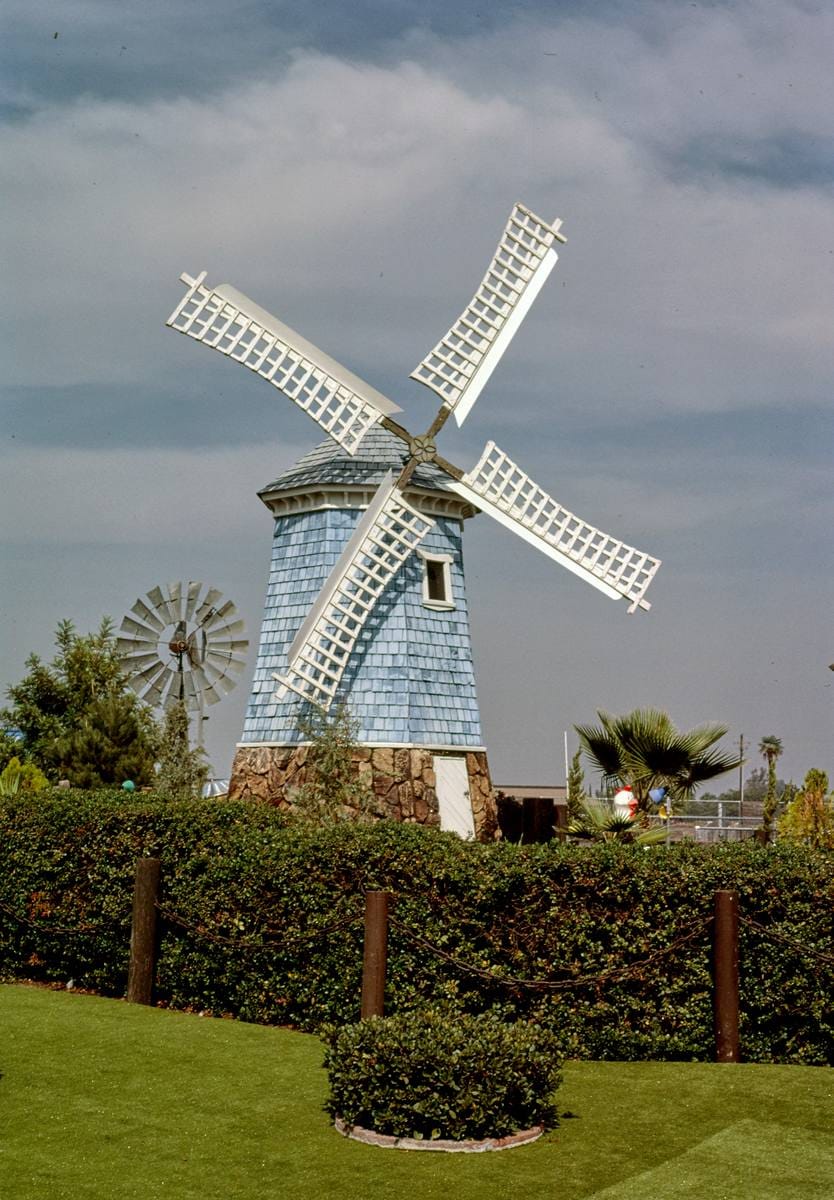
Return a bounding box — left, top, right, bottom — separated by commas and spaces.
229, 744, 497, 841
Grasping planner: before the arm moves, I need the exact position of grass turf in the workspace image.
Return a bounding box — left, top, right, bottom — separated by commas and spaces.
2, 984, 832, 1200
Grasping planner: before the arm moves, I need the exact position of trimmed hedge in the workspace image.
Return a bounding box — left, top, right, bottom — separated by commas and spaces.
1, 790, 833, 1063
324, 1010, 562, 1140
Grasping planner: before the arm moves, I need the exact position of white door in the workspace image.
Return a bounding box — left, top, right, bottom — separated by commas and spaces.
433, 756, 475, 840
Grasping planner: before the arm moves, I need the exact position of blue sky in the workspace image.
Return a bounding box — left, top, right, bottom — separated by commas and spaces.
2, 0, 832, 786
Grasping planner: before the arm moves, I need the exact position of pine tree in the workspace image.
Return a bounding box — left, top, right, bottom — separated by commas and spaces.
155, 699, 208, 802
2, 618, 158, 783
566, 747, 586, 820
56, 694, 158, 788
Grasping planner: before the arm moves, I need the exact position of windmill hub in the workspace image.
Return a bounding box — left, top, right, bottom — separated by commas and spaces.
116, 582, 248, 716
409, 435, 437, 463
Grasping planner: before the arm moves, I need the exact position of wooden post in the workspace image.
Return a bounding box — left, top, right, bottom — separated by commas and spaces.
713, 889, 740, 1062
553, 802, 568, 843
127, 857, 161, 1005
523, 796, 554, 843
360, 891, 389, 1019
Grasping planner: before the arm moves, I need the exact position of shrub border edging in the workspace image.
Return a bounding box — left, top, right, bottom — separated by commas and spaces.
333, 1117, 544, 1152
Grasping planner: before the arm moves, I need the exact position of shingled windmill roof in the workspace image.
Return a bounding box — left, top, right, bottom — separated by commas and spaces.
259, 425, 459, 498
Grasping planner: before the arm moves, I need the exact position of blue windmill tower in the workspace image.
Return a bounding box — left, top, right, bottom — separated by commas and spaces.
166, 202, 661, 839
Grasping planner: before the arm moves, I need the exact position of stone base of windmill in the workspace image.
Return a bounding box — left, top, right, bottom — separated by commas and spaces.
228, 745, 497, 841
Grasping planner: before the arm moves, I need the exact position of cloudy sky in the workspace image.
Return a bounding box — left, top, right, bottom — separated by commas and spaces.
2, 0, 832, 788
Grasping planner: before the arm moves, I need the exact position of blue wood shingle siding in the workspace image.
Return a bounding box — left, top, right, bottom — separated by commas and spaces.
241, 428, 484, 747
240, 506, 483, 747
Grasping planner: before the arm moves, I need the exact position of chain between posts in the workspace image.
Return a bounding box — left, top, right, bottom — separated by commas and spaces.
155, 902, 364, 952
389, 914, 712, 992
738, 915, 834, 971
0, 897, 106, 936
4, 880, 834, 996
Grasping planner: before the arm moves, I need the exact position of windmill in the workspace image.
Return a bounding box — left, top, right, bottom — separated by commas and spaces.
165, 202, 661, 836
116, 581, 249, 747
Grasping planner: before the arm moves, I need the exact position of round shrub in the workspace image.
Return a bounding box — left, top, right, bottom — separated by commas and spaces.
323, 1009, 562, 1141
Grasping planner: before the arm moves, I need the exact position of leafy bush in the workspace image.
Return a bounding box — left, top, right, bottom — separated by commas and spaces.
0, 756, 49, 796
1, 790, 833, 1064
324, 1010, 562, 1140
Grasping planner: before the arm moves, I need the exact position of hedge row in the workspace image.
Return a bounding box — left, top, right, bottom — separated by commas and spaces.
1, 790, 832, 1064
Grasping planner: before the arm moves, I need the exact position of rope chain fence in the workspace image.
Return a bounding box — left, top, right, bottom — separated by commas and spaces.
155, 901, 364, 953
739, 915, 834, 972
389, 914, 712, 993
3, 888, 834, 987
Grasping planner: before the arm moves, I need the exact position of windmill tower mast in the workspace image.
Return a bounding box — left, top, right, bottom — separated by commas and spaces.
165, 202, 661, 838
229, 427, 491, 835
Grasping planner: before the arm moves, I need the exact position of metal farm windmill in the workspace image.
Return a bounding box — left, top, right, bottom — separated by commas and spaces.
165, 202, 661, 835
117, 581, 249, 746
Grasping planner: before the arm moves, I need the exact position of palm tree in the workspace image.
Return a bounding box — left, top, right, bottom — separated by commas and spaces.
574, 708, 742, 815
568, 798, 667, 844
758, 734, 783, 841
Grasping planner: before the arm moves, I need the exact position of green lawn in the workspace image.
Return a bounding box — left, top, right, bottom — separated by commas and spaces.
2, 984, 833, 1199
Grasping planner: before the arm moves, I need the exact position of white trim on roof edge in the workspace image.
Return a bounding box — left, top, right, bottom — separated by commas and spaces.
237, 741, 487, 752
258, 483, 477, 521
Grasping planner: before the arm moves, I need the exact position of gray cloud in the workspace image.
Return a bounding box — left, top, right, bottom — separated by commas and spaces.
2, 1, 832, 785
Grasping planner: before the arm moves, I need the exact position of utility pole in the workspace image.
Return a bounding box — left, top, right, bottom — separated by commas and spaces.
738, 733, 745, 818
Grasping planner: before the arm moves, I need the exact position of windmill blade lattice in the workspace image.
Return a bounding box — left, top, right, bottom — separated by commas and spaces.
410, 202, 566, 427
167, 199, 662, 713
166, 275, 402, 455
449, 442, 660, 612
275, 475, 434, 708
117, 581, 249, 711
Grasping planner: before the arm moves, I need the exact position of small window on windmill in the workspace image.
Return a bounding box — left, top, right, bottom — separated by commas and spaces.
419, 552, 454, 610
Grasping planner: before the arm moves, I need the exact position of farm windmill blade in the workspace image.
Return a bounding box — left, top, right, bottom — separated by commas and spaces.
129, 597, 166, 633
450, 442, 661, 612
184, 664, 226, 707
146, 584, 179, 626
128, 658, 177, 706
410, 203, 566, 428
275, 473, 435, 709
193, 586, 224, 628
193, 655, 243, 702
203, 644, 247, 673
166, 274, 402, 455
197, 599, 246, 641
183, 580, 202, 622
116, 648, 164, 676
118, 582, 249, 737
117, 614, 159, 646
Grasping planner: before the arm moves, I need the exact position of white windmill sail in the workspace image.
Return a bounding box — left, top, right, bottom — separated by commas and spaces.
275, 474, 434, 710
410, 202, 566, 427
450, 442, 660, 612
167, 274, 402, 455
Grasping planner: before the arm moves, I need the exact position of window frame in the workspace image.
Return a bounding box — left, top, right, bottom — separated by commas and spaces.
417, 550, 455, 610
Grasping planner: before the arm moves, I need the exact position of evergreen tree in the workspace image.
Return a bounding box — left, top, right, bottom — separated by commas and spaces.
2, 619, 158, 784
566, 747, 587, 820
155, 699, 209, 802
56, 694, 158, 788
